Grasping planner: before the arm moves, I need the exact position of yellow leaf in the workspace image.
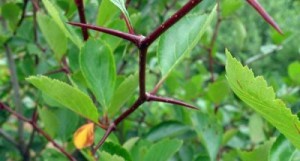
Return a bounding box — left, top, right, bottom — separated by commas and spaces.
73, 123, 94, 149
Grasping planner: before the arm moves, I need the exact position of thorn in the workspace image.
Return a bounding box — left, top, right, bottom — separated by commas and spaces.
246, 0, 283, 34
147, 93, 198, 110
68, 22, 141, 45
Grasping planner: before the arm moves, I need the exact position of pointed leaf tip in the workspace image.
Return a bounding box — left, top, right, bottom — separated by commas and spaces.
246, 0, 283, 34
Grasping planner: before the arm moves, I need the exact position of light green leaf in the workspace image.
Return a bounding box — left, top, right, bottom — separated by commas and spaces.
99, 151, 125, 161
238, 140, 274, 161
108, 73, 138, 116
144, 139, 183, 161
123, 137, 139, 152
249, 114, 266, 144
42, 0, 81, 47
157, 6, 216, 81
96, 0, 119, 26
80, 38, 116, 110
38, 107, 59, 137
225, 50, 300, 149
222, 128, 238, 145
26, 75, 99, 122
288, 61, 300, 84
221, 0, 243, 17
37, 13, 67, 60
192, 112, 223, 161
270, 134, 297, 161
207, 79, 230, 104
110, 0, 131, 25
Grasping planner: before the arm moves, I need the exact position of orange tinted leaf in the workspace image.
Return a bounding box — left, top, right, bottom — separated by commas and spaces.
73, 123, 95, 149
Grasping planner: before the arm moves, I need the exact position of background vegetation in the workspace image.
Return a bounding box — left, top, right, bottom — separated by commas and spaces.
0, 0, 300, 160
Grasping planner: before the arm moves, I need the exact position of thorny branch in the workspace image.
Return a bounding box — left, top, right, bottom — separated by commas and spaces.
0, 0, 284, 160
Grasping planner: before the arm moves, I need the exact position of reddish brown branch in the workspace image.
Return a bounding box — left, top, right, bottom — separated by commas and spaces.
74, 0, 89, 40
91, 0, 203, 154
208, 0, 221, 82
141, 0, 203, 48
246, 0, 283, 34
68, 22, 142, 46
0, 103, 76, 161
146, 93, 198, 110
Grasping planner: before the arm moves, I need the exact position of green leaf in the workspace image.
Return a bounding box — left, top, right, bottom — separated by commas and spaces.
207, 79, 230, 104
249, 114, 266, 144
288, 61, 300, 84
80, 38, 116, 110
26, 75, 99, 122
56, 108, 79, 141
130, 139, 152, 161
221, 0, 243, 17
96, 0, 119, 26
42, 0, 81, 47
37, 13, 67, 60
123, 137, 139, 152
270, 134, 297, 161
192, 112, 223, 161
144, 139, 183, 161
108, 73, 138, 116
144, 121, 191, 142
99, 151, 125, 161
38, 107, 59, 137
102, 142, 132, 161
225, 50, 300, 149
238, 140, 274, 161
157, 6, 216, 81
222, 128, 238, 145
110, 0, 131, 25
1, 2, 21, 30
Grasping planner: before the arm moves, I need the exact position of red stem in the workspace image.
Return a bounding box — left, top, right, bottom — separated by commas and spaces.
141, 0, 203, 48
74, 0, 89, 40
208, 0, 221, 82
146, 93, 198, 110
68, 22, 142, 46
246, 0, 283, 34
0, 103, 76, 161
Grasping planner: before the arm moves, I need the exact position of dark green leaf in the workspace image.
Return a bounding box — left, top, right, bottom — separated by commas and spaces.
144, 139, 183, 161
102, 142, 132, 161
144, 121, 191, 142
192, 112, 223, 161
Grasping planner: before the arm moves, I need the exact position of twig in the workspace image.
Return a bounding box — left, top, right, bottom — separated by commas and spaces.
208, 0, 221, 82
141, 0, 203, 48
146, 93, 198, 110
74, 0, 89, 40
90, 0, 203, 154
4, 44, 25, 151
0, 103, 76, 161
0, 128, 19, 149
68, 22, 142, 46
14, 0, 29, 35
